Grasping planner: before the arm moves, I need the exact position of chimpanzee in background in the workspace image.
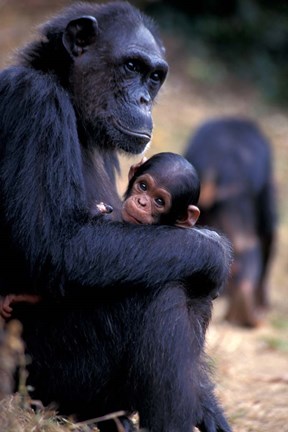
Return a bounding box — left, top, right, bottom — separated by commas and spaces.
184, 116, 277, 328
0, 2, 232, 431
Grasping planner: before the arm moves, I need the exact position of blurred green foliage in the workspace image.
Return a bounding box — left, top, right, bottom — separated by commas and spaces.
144, 0, 288, 106
261, 335, 288, 352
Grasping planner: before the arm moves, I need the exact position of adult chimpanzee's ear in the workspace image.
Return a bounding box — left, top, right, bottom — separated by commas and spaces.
176, 205, 200, 228
128, 157, 148, 181
63, 16, 98, 57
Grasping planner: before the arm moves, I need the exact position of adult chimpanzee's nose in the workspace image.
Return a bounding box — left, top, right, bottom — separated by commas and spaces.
139, 89, 152, 112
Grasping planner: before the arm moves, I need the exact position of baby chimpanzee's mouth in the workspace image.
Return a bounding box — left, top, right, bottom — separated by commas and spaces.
126, 212, 143, 224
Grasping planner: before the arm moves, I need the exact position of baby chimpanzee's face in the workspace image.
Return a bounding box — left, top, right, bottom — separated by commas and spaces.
121, 173, 172, 224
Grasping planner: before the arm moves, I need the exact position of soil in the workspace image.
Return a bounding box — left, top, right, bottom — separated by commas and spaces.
0, 2, 287, 431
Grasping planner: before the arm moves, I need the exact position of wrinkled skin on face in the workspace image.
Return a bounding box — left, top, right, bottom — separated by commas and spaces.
121, 173, 172, 224
65, 13, 168, 154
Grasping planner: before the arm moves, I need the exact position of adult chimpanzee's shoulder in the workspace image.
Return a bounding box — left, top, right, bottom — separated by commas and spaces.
0, 66, 33, 93
0, 65, 66, 101
0, 65, 73, 133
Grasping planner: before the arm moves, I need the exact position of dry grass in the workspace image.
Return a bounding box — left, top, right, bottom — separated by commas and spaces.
0, 319, 127, 430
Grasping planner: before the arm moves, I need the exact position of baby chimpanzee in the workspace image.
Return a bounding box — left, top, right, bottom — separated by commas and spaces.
90, 151, 200, 226
0, 152, 201, 318
121, 151, 200, 227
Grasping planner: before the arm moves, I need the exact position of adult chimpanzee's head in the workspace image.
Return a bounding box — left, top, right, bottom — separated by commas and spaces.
122, 152, 201, 227
24, 2, 168, 155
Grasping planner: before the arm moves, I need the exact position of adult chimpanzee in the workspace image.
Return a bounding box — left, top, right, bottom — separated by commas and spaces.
0, 2, 232, 431
184, 116, 277, 328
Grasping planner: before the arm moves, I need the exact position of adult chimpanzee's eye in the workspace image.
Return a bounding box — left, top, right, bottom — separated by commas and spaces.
125, 60, 140, 73
150, 71, 162, 83
155, 197, 165, 207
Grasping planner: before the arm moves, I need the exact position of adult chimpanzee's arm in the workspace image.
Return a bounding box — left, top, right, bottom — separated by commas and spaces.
0, 68, 231, 298
65, 222, 231, 296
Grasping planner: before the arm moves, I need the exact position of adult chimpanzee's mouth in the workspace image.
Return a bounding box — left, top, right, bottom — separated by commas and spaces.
113, 119, 151, 142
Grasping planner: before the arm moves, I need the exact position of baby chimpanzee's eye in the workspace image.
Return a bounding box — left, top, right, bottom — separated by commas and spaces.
155, 197, 165, 207
139, 182, 147, 191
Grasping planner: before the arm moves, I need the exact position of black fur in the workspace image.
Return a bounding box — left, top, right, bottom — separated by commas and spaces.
0, 2, 231, 431
184, 116, 277, 327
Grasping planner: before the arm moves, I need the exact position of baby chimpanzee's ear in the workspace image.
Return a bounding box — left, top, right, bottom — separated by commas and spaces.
175, 205, 200, 228
128, 157, 148, 181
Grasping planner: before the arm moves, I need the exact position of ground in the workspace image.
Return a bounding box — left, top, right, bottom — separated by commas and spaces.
0, 2, 287, 431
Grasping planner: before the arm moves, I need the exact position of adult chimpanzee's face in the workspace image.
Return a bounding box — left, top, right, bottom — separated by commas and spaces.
64, 15, 168, 154
121, 173, 172, 224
